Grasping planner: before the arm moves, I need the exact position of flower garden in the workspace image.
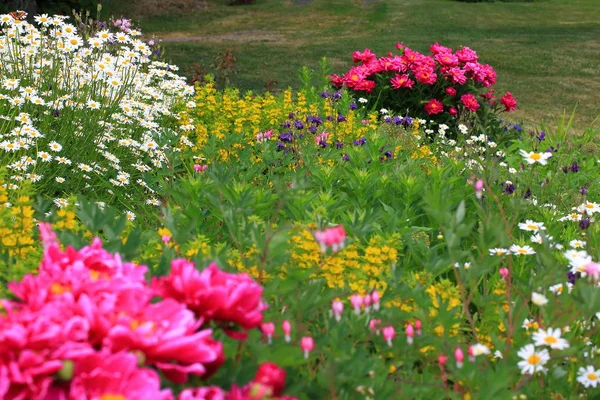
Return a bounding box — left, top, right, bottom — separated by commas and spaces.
0, 9, 599, 400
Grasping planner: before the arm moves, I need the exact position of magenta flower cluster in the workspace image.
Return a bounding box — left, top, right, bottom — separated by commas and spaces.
0, 223, 295, 400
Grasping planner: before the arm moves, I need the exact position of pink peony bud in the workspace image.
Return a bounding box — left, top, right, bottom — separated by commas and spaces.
301, 337, 314, 359
382, 326, 396, 347
193, 164, 202, 171
586, 262, 600, 282
406, 324, 415, 345
414, 319, 422, 336
455, 348, 464, 369
371, 290, 380, 311
332, 299, 344, 321
350, 294, 363, 315
282, 320, 291, 343
445, 87, 457, 97
499, 267, 509, 279
261, 322, 275, 345
449, 107, 457, 116
369, 319, 381, 335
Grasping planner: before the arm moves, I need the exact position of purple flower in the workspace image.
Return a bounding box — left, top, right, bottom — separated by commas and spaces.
523, 188, 531, 199
337, 114, 346, 123
384, 116, 392, 124
281, 121, 292, 128
276, 142, 285, 151
580, 217, 591, 230
335, 141, 344, 149
353, 137, 367, 146
294, 120, 304, 130
320, 91, 329, 98
342, 154, 350, 162
512, 124, 523, 132
308, 125, 318, 134
569, 162, 581, 173
567, 272, 580, 285
537, 131, 546, 141
331, 91, 342, 101
278, 132, 293, 142
502, 182, 515, 195
318, 140, 328, 148
327, 116, 334, 122
384, 151, 392, 158
349, 102, 358, 111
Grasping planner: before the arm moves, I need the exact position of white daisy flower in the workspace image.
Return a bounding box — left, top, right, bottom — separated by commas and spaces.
55, 177, 65, 183
570, 239, 586, 248
549, 283, 563, 295
577, 366, 600, 388
518, 220, 546, 232
519, 149, 552, 165
517, 344, 550, 375
532, 327, 569, 350
509, 244, 536, 256
531, 292, 548, 306
48, 141, 62, 152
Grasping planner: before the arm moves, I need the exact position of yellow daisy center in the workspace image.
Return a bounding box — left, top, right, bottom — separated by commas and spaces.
544, 336, 557, 344
588, 373, 598, 381
527, 354, 541, 365
530, 153, 541, 161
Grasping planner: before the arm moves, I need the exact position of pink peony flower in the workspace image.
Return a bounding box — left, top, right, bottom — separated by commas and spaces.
461, 93, 480, 112
352, 48, 377, 64
390, 73, 414, 89
69, 351, 174, 400
435, 52, 459, 68
104, 298, 224, 383
448, 107, 457, 116
414, 67, 437, 85
430, 42, 453, 55
446, 67, 467, 85
445, 87, 457, 96
253, 362, 287, 397
153, 260, 267, 340
424, 99, 444, 115
455, 46, 478, 63
500, 92, 517, 112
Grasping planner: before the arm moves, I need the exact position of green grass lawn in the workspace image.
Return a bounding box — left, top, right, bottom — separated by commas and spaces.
108, 0, 600, 129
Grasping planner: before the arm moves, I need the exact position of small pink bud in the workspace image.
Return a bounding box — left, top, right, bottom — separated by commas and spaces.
499, 267, 509, 279
256, 133, 264, 142
475, 179, 484, 199
193, 164, 202, 171
414, 319, 422, 336
332, 300, 344, 322
438, 355, 448, 368
301, 336, 314, 359
161, 235, 171, 244
261, 322, 275, 345
282, 321, 291, 343
371, 290, 380, 311
382, 326, 396, 347
364, 294, 372, 313
468, 346, 475, 362
454, 348, 464, 369
369, 319, 381, 335
350, 294, 363, 315
406, 324, 415, 345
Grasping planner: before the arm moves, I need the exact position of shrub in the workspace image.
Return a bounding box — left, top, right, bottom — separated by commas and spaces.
329, 42, 517, 135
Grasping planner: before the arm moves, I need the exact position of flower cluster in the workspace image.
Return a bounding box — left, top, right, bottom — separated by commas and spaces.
330, 42, 516, 129
0, 224, 297, 399
0, 12, 193, 216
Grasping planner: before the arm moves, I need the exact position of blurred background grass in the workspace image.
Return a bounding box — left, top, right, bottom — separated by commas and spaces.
102, 0, 600, 129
